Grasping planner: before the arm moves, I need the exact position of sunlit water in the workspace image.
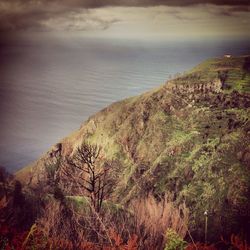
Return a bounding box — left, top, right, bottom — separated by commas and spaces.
0, 35, 249, 172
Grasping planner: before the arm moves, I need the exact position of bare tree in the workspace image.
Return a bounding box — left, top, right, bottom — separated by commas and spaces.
61, 142, 116, 213
42, 142, 119, 245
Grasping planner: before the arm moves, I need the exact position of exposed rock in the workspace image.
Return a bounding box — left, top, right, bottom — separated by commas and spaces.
49, 143, 62, 158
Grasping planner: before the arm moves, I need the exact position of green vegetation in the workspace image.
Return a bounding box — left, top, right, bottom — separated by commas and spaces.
164, 229, 187, 250
15, 55, 250, 243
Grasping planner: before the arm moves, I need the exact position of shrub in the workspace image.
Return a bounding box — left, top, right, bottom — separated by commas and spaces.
164, 228, 187, 250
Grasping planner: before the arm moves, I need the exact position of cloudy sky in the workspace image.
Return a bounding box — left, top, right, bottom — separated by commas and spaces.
0, 0, 249, 39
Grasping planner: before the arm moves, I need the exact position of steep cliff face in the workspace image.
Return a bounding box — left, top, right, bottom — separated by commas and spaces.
16, 56, 250, 240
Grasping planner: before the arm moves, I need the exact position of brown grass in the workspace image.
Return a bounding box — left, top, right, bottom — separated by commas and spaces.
131, 193, 189, 249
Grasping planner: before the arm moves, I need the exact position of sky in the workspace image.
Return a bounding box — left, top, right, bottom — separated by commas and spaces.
0, 0, 249, 40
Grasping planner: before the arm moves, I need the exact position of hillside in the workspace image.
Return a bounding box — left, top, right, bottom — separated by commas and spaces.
16, 55, 250, 241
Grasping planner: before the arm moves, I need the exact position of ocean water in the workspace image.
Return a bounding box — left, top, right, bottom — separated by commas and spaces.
0, 35, 249, 172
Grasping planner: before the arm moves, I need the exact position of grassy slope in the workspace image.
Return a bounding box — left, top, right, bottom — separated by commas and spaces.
16, 56, 250, 240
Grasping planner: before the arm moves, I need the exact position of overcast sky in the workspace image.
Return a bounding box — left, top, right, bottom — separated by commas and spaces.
0, 0, 249, 39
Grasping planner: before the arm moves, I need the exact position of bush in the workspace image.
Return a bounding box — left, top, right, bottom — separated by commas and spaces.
164, 229, 187, 250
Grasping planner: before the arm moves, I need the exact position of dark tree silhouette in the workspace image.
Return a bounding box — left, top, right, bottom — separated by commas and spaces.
218, 70, 228, 89
61, 142, 116, 213
0, 167, 12, 197
243, 57, 250, 72
13, 181, 25, 208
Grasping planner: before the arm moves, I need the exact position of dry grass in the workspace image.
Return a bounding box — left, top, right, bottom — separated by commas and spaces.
37, 199, 84, 246
131, 193, 189, 249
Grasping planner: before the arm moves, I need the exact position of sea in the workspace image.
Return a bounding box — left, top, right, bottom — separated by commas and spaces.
0, 34, 249, 172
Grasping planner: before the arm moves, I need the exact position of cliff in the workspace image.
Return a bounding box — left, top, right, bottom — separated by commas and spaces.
16, 55, 250, 240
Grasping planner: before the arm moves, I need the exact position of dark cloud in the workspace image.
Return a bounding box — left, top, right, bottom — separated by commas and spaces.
206, 4, 250, 17
0, 1, 81, 32
19, 0, 250, 8
223, 5, 250, 15
0, 0, 249, 32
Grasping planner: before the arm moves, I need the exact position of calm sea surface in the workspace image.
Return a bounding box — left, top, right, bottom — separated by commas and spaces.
0, 36, 249, 172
